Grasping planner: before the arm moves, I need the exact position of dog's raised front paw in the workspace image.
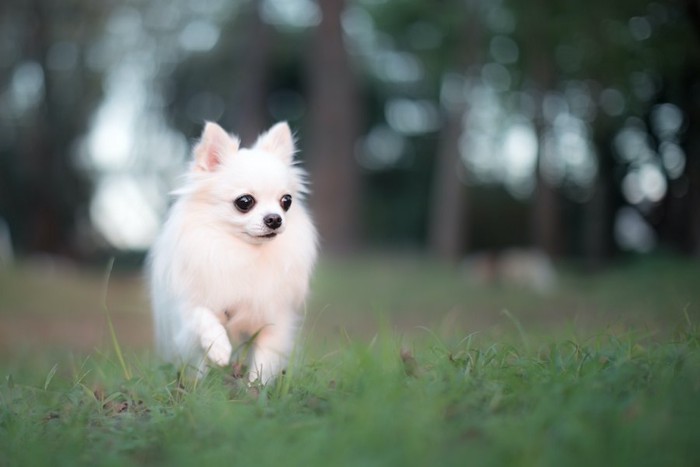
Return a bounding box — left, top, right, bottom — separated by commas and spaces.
200, 326, 232, 366
203, 334, 232, 366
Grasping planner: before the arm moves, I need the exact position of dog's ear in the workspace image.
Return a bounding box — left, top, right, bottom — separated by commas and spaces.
254, 122, 295, 165
193, 122, 240, 172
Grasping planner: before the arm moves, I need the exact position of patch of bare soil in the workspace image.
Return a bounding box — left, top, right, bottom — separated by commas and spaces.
0, 312, 152, 355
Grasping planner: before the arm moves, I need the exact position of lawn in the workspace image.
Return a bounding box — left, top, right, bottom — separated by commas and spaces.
1, 254, 699, 466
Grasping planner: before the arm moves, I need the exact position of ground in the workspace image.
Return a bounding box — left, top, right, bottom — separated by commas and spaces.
1, 254, 696, 353
0, 254, 699, 466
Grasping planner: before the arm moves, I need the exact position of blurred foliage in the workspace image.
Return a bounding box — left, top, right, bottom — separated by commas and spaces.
0, 0, 698, 260
0, 0, 109, 255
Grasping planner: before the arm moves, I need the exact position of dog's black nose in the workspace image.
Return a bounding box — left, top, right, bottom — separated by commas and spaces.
264, 214, 282, 230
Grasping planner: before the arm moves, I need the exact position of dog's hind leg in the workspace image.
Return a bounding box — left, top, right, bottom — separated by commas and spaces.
248, 320, 295, 384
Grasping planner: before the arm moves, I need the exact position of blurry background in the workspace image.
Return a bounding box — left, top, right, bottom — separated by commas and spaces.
0, 0, 699, 353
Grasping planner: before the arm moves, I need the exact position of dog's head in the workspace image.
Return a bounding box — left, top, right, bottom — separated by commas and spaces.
182, 121, 307, 244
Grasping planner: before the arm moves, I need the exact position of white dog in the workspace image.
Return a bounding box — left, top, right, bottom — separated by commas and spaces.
148, 121, 317, 383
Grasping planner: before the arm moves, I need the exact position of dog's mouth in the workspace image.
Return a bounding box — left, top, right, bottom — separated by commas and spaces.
244, 231, 279, 241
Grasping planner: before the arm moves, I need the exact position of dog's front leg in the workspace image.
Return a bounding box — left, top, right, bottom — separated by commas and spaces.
183, 306, 232, 367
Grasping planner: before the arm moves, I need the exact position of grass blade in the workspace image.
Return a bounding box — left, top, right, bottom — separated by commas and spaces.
501, 308, 530, 352
43, 363, 58, 391
102, 257, 132, 380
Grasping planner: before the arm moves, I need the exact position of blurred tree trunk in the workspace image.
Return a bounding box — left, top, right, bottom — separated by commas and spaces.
690, 148, 700, 258
21, 0, 85, 255
654, 70, 700, 257
429, 103, 469, 261
525, 0, 563, 259
306, 0, 362, 253
530, 60, 563, 258
681, 70, 700, 258
682, 0, 700, 257
532, 129, 563, 258
428, 1, 482, 261
1, 0, 104, 257
585, 122, 620, 268
21, 1, 59, 253
688, 0, 700, 39
231, 0, 271, 145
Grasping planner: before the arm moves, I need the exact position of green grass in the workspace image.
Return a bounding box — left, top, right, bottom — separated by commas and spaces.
2, 327, 700, 466
1, 254, 700, 466
308, 254, 700, 338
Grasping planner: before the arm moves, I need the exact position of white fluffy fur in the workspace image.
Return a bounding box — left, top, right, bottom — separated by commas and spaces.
148, 121, 317, 383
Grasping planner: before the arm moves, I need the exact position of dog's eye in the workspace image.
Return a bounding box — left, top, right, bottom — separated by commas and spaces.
280, 194, 292, 212
234, 195, 256, 213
